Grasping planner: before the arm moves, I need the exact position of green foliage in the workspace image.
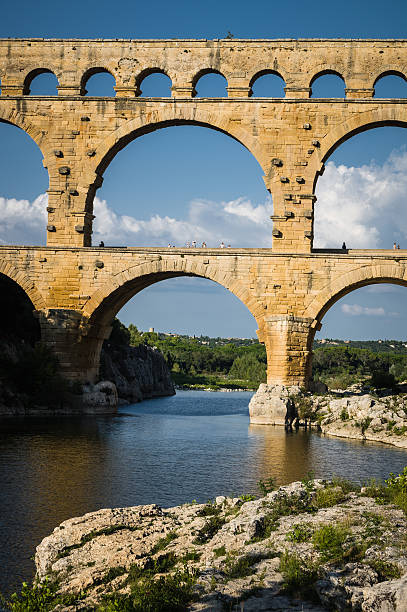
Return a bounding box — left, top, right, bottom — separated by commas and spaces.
197, 501, 221, 517
228, 354, 266, 385
370, 370, 397, 389
109, 318, 131, 346
151, 531, 178, 554
366, 558, 401, 581
313, 486, 346, 508
194, 515, 226, 544
239, 494, 257, 502
213, 545, 226, 557
340, 408, 349, 421
257, 477, 276, 496
223, 553, 263, 580
279, 552, 320, 595
312, 524, 349, 560
100, 567, 197, 611
286, 523, 313, 543
0, 578, 82, 611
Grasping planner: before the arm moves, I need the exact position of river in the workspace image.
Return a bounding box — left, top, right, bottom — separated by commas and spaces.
1, 389, 407, 595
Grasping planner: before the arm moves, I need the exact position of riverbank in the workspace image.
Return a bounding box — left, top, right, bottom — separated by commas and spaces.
249, 384, 407, 449
8, 475, 407, 611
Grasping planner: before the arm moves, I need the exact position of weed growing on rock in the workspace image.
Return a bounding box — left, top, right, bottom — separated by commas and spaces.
100, 567, 197, 611
279, 552, 320, 596
223, 553, 260, 580
194, 515, 226, 544
314, 486, 346, 508
151, 531, 178, 553
180, 550, 201, 563
312, 524, 349, 560
0, 578, 85, 611
257, 477, 276, 495
286, 523, 313, 543
239, 494, 257, 502
197, 501, 221, 517
366, 558, 401, 581
213, 545, 226, 557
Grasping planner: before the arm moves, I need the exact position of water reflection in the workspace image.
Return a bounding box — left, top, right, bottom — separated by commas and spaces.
1, 390, 407, 595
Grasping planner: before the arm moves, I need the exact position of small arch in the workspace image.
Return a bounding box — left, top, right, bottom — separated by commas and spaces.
192, 69, 228, 98
136, 69, 172, 97
249, 70, 285, 97
310, 70, 346, 98
23, 69, 59, 95
374, 71, 407, 98
81, 68, 116, 96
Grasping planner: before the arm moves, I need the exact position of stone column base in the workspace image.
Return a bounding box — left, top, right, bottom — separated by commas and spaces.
249, 383, 302, 425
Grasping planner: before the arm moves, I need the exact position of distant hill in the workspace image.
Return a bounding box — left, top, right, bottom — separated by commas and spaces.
313, 339, 407, 354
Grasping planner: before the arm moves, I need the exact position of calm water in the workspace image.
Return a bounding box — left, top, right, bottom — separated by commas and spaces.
1, 389, 407, 594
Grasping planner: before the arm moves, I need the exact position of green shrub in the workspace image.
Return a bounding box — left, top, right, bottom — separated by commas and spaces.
370, 370, 396, 389
286, 523, 313, 543
223, 554, 259, 580
340, 408, 349, 421
314, 486, 346, 508
312, 524, 349, 561
100, 567, 197, 611
279, 552, 319, 595
213, 545, 226, 557
257, 477, 276, 496
194, 515, 226, 544
0, 578, 83, 611
366, 559, 401, 581
197, 501, 221, 517
151, 531, 178, 553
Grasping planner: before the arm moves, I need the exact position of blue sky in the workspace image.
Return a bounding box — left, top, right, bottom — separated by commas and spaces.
1, 0, 407, 339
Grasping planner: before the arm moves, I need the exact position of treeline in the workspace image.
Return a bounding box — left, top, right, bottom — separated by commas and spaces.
110, 320, 407, 391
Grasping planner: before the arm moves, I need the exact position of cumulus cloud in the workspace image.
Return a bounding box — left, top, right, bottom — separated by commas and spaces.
341, 303, 399, 317
0, 193, 47, 245
2, 148, 407, 250
314, 149, 407, 248
93, 196, 273, 247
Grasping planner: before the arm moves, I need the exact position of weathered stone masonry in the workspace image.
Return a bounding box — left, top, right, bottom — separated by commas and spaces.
1, 38, 407, 390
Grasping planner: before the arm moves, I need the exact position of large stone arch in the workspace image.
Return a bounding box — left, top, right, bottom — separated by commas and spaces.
303, 263, 407, 324
0, 105, 49, 155
0, 259, 46, 310
310, 106, 407, 192
81, 106, 267, 205
78, 256, 263, 383
83, 257, 263, 327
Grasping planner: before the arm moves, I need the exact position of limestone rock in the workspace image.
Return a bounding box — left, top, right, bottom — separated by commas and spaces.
249, 383, 302, 425
32, 480, 407, 611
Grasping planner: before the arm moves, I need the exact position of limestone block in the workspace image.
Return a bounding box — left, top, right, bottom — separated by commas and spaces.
249, 383, 302, 425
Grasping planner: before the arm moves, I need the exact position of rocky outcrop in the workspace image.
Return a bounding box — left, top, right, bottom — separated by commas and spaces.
101, 342, 175, 403
249, 384, 407, 448
249, 383, 302, 425
314, 393, 407, 449
32, 480, 407, 611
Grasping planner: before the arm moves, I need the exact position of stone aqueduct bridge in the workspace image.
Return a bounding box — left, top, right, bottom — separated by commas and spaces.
1, 38, 407, 388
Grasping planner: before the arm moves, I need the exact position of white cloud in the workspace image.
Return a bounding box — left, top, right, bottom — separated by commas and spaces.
314, 149, 407, 248
0, 193, 47, 245
340, 303, 398, 317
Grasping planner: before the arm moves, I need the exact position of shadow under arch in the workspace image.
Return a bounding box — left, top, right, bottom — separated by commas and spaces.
80, 67, 116, 96
85, 114, 267, 218
23, 68, 59, 95
373, 70, 407, 89
249, 70, 286, 97
0, 260, 46, 311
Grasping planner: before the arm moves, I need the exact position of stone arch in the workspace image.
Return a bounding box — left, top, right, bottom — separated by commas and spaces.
372, 68, 407, 88
83, 257, 263, 328
310, 107, 407, 193
0, 105, 49, 155
82, 108, 267, 220
80, 67, 117, 96
0, 259, 46, 310
249, 70, 286, 97
23, 68, 60, 95
135, 68, 172, 96
303, 263, 407, 324
191, 69, 228, 97
309, 68, 346, 89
